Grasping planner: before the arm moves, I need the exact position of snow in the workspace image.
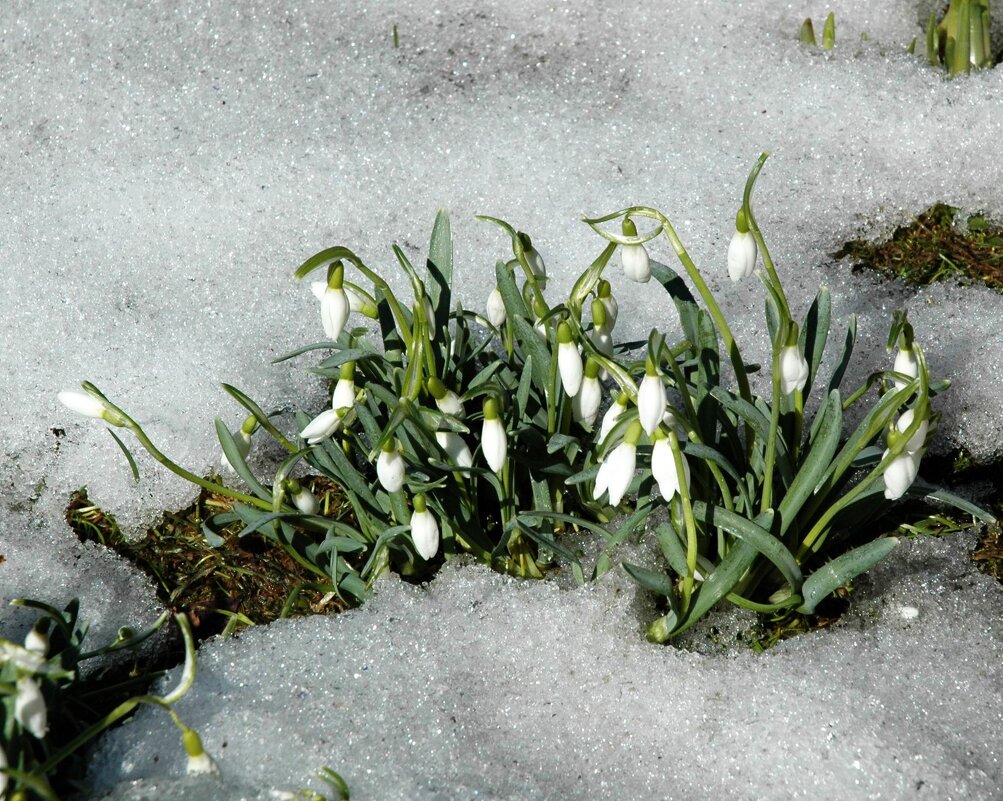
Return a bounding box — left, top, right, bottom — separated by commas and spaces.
1, 1, 1002, 799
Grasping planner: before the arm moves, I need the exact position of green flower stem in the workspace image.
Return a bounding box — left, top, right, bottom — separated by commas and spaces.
672, 430, 700, 613
760, 335, 785, 514
742, 153, 792, 324
354, 261, 414, 351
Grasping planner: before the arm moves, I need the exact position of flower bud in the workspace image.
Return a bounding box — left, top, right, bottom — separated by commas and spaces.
519, 232, 547, 289
893, 347, 919, 392
24, 622, 49, 657
300, 407, 345, 444
637, 359, 666, 436
779, 345, 809, 395
220, 416, 255, 473
597, 279, 618, 330
486, 287, 507, 327
332, 362, 357, 412
376, 439, 406, 493
599, 391, 630, 444
727, 208, 758, 282
58, 390, 126, 427
426, 377, 464, 417
620, 218, 651, 283
311, 261, 350, 341
410, 493, 440, 560
287, 480, 319, 515
895, 408, 929, 454
481, 398, 507, 473
182, 728, 220, 777
573, 359, 602, 427
435, 430, 473, 469
15, 675, 48, 739
882, 449, 920, 501
557, 322, 584, 397
651, 431, 690, 501
594, 421, 641, 506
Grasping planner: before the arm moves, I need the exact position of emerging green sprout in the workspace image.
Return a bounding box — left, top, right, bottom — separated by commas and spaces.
926, 0, 993, 76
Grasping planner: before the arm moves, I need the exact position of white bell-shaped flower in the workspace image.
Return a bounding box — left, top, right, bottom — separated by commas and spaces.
481, 398, 508, 473
15, 675, 48, 739
557, 322, 584, 397
893, 347, 919, 392
427, 377, 464, 417
221, 415, 256, 472
435, 430, 473, 469
598, 391, 630, 445
486, 287, 507, 327
183, 728, 221, 777
376, 440, 406, 493
727, 209, 758, 282
779, 345, 809, 395
895, 408, 929, 454
24, 623, 49, 657
637, 360, 667, 436
651, 432, 691, 501
311, 261, 350, 341
300, 407, 344, 444
410, 494, 440, 560
289, 480, 319, 515
573, 359, 602, 427
593, 422, 641, 506
58, 390, 126, 426
882, 449, 920, 501
520, 232, 547, 290
332, 361, 357, 412
620, 217, 651, 283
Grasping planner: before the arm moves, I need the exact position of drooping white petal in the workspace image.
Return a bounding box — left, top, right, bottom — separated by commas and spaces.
410, 509, 440, 560
58, 391, 109, 420
599, 398, 627, 445
637, 374, 667, 436
376, 448, 406, 493
558, 341, 584, 397
599, 294, 618, 331
292, 486, 319, 515
651, 439, 690, 500
602, 442, 637, 506
435, 390, 464, 417
220, 428, 253, 472
300, 408, 343, 444
332, 378, 356, 412
320, 287, 351, 340
893, 348, 919, 391
621, 244, 651, 283
435, 431, 473, 468
573, 375, 602, 427
15, 676, 48, 739
882, 449, 920, 501
481, 417, 508, 473
779, 346, 809, 395
896, 409, 929, 454
727, 229, 758, 282
183, 729, 220, 777
24, 627, 49, 657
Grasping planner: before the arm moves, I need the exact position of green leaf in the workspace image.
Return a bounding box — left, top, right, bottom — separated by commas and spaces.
511, 315, 552, 395
215, 419, 273, 500
827, 315, 857, 395
221, 383, 295, 450
516, 354, 533, 418
797, 538, 898, 614
569, 242, 617, 310
655, 521, 689, 576
494, 258, 531, 320
623, 562, 676, 598
293, 245, 363, 281
107, 428, 140, 482
799, 287, 831, 400
691, 504, 801, 592
777, 389, 842, 526
907, 479, 997, 524
671, 539, 759, 637
425, 209, 452, 329
514, 523, 585, 585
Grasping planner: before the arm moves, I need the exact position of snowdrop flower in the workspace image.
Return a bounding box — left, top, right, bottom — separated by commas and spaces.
557, 322, 584, 397
637, 358, 667, 436
24, 622, 49, 657
895, 408, 929, 454
427, 377, 465, 417
779, 344, 809, 395
727, 208, 758, 282
486, 287, 507, 327
598, 391, 630, 444
0, 641, 46, 673
287, 480, 319, 515
481, 398, 507, 473
300, 407, 345, 444
596, 279, 618, 331
573, 359, 602, 427
310, 261, 350, 341
594, 421, 641, 507
377, 439, 406, 493
519, 232, 547, 289
58, 390, 126, 426
410, 493, 440, 560
651, 431, 690, 501
893, 346, 919, 391
332, 361, 357, 412
882, 449, 921, 501
345, 283, 379, 318
435, 430, 473, 469
620, 217, 651, 283
183, 728, 220, 777
220, 415, 256, 472
15, 675, 48, 739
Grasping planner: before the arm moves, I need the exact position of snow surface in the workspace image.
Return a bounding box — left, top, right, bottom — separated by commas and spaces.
1, 1, 1002, 799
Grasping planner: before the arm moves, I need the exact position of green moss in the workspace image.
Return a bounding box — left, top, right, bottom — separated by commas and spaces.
834, 204, 1003, 292
66, 480, 349, 640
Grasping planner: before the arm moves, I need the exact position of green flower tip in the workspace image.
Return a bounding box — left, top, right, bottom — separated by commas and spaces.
621, 217, 638, 238
734, 207, 750, 234
590, 298, 607, 328
644, 357, 658, 377
784, 321, 801, 348
517, 231, 534, 252
381, 437, 398, 454
413, 493, 428, 513
597, 279, 612, 299
426, 376, 447, 399
483, 397, 500, 420
327, 261, 345, 289
624, 419, 643, 444
340, 361, 356, 380
557, 321, 574, 344
584, 358, 601, 379
239, 414, 258, 436
182, 728, 206, 758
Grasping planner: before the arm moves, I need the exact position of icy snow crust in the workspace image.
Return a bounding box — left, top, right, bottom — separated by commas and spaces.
0, 1, 1001, 798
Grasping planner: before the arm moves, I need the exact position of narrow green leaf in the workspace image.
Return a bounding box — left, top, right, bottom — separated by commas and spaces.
656, 521, 689, 576
107, 428, 140, 482
672, 540, 759, 637
778, 389, 842, 526
799, 287, 831, 400
215, 419, 272, 500
827, 315, 856, 395
425, 209, 452, 329
511, 315, 552, 395
797, 538, 898, 614
907, 478, 997, 523
623, 562, 676, 598
516, 354, 533, 418
293, 245, 363, 281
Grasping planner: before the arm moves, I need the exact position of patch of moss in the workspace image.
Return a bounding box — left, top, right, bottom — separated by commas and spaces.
66, 479, 350, 641
834, 203, 1003, 292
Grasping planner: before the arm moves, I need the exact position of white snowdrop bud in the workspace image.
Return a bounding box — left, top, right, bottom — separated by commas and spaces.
435, 430, 473, 469
557, 322, 584, 397
882, 449, 920, 501
332, 361, 357, 412
312, 261, 351, 341
651, 431, 690, 501
24, 623, 49, 657
599, 391, 630, 444
727, 208, 758, 282
410, 493, 440, 560
376, 440, 406, 493
300, 407, 344, 444
486, 287, 507, 327
183, 728, 220, 777
221, 416, 255, 473
594, 421, 641, 507
58, 390, 126, 426
620, 218, 651, 283
895, 408, 929, 454
573, 359, 602, 427
15, 675, 48, 739
520, 232, 547, 289
637, 359, 667, 436
481, 398, 507, 473
427, 377, 464, 417
288, 480, 319, 515
893, 347, 919, 392
779, 345, 809, 395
